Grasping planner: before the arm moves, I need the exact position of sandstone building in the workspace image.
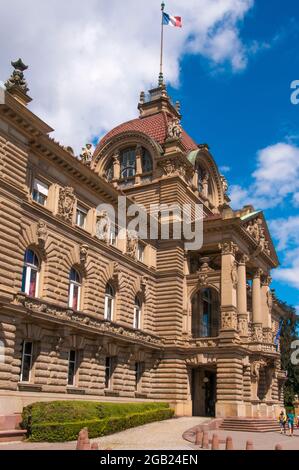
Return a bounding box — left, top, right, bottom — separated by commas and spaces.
0, 60, 287, 418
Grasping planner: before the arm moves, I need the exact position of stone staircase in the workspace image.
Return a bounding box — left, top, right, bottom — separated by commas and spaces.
220, 418, 281, 433
0, 414, 27, 442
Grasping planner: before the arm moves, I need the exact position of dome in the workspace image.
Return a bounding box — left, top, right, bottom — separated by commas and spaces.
94, 111, 198, 156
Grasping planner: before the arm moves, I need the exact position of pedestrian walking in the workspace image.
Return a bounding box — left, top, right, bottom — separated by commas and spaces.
278, 411, 287, 435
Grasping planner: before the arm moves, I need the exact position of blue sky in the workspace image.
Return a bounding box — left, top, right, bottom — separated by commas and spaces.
168, 0, 299, 311
0, 0, 298, 310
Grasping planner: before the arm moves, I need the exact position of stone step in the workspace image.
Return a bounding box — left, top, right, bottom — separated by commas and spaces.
0, 429, 27, 443
0, 414, 22, 431
220, 418, 280, 433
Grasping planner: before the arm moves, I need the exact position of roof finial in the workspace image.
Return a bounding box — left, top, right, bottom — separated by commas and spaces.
4, 58, 31, 105
159, 2, 166, 87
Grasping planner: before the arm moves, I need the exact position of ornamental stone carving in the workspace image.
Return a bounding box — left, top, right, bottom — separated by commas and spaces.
80, 244, 89, 267
253, 324, 263, 343
58, 187, 76, 223
96, 211, 111, 244
267, 290, 273, 311
245, 217, 271, 257
221, 175, 229, 195
5, 59, 29, 95
126, 230, 138, 258
219, 241, 239, 256
231, 261, 238, 289
37, 220, 47, 250
80, 144, 93, 166
167, 118, 182, 140
238, 315, 249, 336
221, 311, 238, 330
158, 156, 194, 181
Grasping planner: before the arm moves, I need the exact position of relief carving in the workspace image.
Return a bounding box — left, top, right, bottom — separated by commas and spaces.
58, 187, 76, 223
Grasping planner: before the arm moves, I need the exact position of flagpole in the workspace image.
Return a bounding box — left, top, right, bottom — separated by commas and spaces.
159, 2, 165, 87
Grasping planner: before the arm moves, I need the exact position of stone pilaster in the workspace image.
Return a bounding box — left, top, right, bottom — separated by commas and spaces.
252, 268, 263, 342
216, 353, 245, 418
219, 241, 239, 339
135, 145, 142, 185
237, 255, 249, 338
112, 152, 120, 181
261, 274, 273, 343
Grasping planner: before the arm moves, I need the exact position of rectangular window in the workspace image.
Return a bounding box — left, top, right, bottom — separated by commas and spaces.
137, 243, 145, 263
135, 362, 144, 391
20, 341, 33, 383
76, 205, 88, 229
104, 296, 114, 322
68, 350, 77, 386
105, 357, 115, 389
32, 179, 49, 206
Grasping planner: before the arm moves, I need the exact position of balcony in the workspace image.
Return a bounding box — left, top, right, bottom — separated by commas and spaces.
14, 293, 164, 350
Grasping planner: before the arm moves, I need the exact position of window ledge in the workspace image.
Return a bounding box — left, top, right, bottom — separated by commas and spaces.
18, 383, 42, 393
66, 387, 86, 395
104, 389, 119, 397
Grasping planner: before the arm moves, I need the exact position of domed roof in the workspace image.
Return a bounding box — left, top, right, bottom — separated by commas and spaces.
95, 111, 198, 155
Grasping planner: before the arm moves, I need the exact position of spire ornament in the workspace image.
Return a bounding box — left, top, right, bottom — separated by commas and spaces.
4, 59, 32, 105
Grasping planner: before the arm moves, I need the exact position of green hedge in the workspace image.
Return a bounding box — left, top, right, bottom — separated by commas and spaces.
21, 401, 174, 442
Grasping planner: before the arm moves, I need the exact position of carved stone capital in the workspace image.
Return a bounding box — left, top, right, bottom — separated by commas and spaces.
219, 241, 239, 256
253, 268, 264, 279
261, 274, 272, 287
238, 254, 250, 266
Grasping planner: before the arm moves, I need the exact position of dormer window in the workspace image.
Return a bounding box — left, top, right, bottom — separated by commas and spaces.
121, 148, 136, 179
142, 149, 152, 173
105, 147, 153, 186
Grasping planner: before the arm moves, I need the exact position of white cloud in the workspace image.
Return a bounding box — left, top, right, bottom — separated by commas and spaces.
0, 0, 255, 151
220, 165, 231, 173
229, 142, 299, 210
269, 219, 299, 290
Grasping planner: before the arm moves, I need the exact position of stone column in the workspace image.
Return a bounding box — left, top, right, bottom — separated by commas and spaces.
219, 241, 238, 335
237, 255, 249, 338
135, 146, 142, 185
261, 274, 273, 343
252, 268, 263, 342
112, 152, 120, 181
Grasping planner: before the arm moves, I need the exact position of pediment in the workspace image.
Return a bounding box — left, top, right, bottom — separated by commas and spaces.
241, 211, 279, 265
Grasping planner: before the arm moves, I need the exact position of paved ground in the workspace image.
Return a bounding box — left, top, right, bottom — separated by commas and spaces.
1, 418, 299, 451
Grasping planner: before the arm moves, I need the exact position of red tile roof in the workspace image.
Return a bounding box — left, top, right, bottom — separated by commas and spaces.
95, 112, 198, 155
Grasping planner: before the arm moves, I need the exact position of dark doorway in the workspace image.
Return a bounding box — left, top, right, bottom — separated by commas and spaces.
191, 368, 216, 417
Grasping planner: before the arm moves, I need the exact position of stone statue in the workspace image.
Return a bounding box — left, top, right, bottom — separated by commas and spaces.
37, 220, 47, 249
126, 230, 138, 258
58, 187, 76, 223
96, 211, 111, 243
221, 175, 229, 195
80, 144, 93, 166
80, 244, 89, 266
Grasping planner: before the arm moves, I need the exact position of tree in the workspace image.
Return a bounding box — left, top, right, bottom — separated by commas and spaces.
279, 301, 299, 407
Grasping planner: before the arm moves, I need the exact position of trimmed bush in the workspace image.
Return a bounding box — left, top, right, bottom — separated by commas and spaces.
21, 401, 174, 442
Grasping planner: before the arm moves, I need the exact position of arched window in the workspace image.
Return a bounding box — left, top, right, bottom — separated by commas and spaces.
22, 249, 40, 298
191, 288, 219, 338
142, 149, 153, 173
197, 166, 205, 193
120, 148, 136, 179
69, 268, 81, 311
104, 283, 115, 322
134, 296, 143, 330
106, 161, 114, 182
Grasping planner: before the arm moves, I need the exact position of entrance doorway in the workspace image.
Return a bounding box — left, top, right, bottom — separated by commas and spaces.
191, 368, 216, 417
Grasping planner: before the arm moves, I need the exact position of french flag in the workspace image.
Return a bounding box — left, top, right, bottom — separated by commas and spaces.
163, 12, 182, 28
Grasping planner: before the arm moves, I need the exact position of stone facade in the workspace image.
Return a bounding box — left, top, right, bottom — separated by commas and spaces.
0, 63, 288, 418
